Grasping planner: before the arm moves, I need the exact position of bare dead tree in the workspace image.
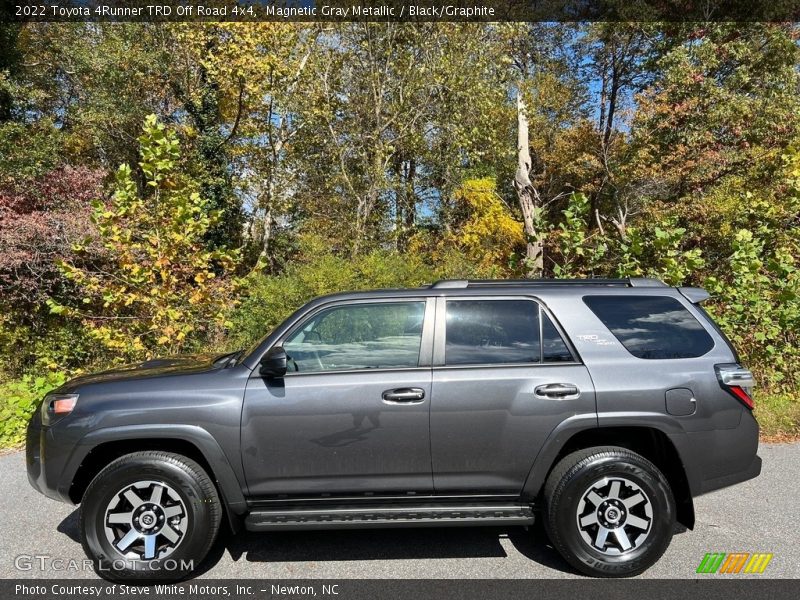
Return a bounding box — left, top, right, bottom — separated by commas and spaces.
514, 91, 545, 276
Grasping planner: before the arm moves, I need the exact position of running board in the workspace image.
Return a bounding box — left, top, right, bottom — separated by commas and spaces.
244, 503, 535, 531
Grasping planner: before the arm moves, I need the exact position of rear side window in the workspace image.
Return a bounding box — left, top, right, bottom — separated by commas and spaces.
444, 300, 573, 365
542, 312, 573, 362
583, 295, 714, 359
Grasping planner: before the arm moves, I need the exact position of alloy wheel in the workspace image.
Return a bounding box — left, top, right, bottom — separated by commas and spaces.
575, 476, 653, 555
103, 480, 188, 560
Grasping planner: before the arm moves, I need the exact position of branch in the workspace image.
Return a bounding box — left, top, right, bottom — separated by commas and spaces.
215, 76, 245, 150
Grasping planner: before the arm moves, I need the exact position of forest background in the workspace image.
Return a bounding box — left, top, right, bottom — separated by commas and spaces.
1, 21, 799, 445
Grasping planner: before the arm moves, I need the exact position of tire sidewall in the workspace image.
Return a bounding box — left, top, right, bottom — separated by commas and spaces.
550, 454, 675, 577
81, 456, 218, 582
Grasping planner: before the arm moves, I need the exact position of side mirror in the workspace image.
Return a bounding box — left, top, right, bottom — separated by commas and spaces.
259, 346, 287, 379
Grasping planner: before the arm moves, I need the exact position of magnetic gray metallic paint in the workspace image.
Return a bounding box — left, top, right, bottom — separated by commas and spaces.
26, 283, 760, 528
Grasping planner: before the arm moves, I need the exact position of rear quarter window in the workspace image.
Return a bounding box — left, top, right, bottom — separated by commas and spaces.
582, 295, 714, 359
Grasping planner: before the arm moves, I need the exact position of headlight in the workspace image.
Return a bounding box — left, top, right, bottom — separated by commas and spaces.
40, 393, 79, 426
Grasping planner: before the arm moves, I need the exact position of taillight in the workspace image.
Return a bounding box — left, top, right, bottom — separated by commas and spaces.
715, 364, 755, 410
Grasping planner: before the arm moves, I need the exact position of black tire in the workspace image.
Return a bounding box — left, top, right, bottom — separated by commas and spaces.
80, 451, 221, 582
543, 446, 675, 578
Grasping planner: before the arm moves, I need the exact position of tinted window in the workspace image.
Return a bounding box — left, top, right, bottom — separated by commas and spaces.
445, 300, 540, 365
542, 312, 574, 362
583, 295, 714, 359
284, 302, 425, 372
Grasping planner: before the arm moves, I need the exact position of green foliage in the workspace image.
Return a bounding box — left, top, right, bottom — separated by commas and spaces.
629, 23, 800, 199
551, 193, 607, 277
546, 193, 702, 285
0, 372, 66, 448
1, 22, 799, 441
616, 217, 705, 286
54, 115, 240, 362
0, 316, 98, 375
228, 240, 507, 351
228, 246, 437, 351
705, 153, 800, 388
0, 119, 62, 180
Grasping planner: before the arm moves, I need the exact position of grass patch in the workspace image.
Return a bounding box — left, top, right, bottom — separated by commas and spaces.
754, 390, 800, 442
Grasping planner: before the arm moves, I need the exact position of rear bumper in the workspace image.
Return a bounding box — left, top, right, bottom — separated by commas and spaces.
697, 454, 761, 496
673, 408, 762, 498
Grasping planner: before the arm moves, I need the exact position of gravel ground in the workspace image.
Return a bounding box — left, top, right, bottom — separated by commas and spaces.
1, 443, 797, 580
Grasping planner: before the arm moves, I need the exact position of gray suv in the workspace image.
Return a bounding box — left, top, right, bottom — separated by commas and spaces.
26, 278, 761, 580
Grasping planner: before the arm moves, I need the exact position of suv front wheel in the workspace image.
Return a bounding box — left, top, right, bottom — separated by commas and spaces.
80, 451, 221, 582
543, 446, 675, 577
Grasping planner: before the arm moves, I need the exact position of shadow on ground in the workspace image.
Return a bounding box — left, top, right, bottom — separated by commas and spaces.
58, 508, 576, 576
58, 510, 575, 576
204, 518, 578, 576
58, 508, 691, 579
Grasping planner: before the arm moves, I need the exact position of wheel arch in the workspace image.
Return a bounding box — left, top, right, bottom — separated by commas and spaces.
523, 421, 694, 530
66, 425, 247, 531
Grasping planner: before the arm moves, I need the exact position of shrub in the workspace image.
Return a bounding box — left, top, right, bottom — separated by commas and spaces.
227, 239, 508, 351
705, 151, 800, 390
0, 372, 66, 448
53, 116, 240, 362
228, 249, 437, 351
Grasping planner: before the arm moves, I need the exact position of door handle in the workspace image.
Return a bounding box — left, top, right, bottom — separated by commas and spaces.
535, 383, 579, 398
382, 388, 426, 403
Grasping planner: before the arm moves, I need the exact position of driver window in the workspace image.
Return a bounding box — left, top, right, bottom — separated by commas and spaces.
283, 302, 425, 373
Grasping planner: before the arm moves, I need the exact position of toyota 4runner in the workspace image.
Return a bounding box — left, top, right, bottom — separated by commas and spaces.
26, 278, 761, 580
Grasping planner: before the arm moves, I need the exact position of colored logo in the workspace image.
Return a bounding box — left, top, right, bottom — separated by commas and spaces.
696, 552, 773, 574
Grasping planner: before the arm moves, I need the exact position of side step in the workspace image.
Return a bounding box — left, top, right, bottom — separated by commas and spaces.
244, 503, 535, 531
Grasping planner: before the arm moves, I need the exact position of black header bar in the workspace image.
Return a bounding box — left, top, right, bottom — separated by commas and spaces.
4, 0, 800, 23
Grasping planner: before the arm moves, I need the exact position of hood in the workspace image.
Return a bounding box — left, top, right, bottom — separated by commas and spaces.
57, 353, 228, 392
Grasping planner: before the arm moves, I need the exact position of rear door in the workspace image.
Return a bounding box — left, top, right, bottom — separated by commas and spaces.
430, 296, 596, 494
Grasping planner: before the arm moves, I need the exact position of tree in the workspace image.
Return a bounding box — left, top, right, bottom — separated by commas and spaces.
167, 25, 245, 250
628, 23, 800, 206
295, 23, 511, 255
0, 166, 103, 309
197, 23, 320, 267
437, 178, 524, 271
0, 20, 21, 122
583, 23, 655, 231
504, 23, 591, 276
513, 90, 545, 275
55, 116, 239, 360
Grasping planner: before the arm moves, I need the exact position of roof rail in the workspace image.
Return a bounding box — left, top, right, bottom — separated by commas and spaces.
429, 277, 666, 289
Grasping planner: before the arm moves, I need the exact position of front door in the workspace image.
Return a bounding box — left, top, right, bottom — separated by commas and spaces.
430, 297, 596, 494
242, 298, 435, 497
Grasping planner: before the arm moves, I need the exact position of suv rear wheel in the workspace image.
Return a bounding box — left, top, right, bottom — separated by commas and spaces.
543, 446, 675, 577
80, 451, 221, 582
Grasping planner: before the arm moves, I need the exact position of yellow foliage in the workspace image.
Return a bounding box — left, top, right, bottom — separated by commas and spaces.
437, 178, 523, 272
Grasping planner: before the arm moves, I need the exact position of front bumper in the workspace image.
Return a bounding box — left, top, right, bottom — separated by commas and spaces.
26, 412, 75, 504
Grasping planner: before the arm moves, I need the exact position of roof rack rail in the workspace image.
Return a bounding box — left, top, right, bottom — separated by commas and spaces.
429, 277, 666, 289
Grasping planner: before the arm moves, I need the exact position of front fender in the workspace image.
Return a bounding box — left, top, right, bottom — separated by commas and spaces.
60, 424, 247, 515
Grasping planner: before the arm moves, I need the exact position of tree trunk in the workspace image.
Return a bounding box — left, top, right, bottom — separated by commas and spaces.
513, 91, 543, 276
